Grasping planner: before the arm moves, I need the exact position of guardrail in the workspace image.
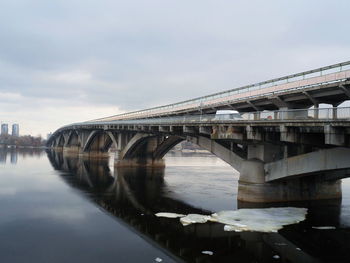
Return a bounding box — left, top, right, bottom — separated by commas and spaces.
80, 107, 350, 127
95, 61, 350, 122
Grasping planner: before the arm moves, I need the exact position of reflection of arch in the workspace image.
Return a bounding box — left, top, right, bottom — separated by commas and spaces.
117, 172, 151, 214
47, 150, 64, 169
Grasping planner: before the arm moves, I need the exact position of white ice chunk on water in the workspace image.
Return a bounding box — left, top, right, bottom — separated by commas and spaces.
224, 225, 247, 232
155, 212, 185, 218
211, 207, 307, 233
155, 257, 162, 262
180, 214, 211, 226
201, 250, 214, 255
156, 207, 307, 232
312, 226, 336, 230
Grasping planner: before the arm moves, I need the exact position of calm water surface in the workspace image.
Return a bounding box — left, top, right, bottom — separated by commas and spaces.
1, 148, 350, 263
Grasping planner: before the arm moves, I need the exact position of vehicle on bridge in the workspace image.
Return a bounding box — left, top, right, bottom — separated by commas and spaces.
214, 110, 243, 120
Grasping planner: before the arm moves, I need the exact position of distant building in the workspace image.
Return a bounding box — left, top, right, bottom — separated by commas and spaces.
1, 124, 8, 135
12, 124, 19, 137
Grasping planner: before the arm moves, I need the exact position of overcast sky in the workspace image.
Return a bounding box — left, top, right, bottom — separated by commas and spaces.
0, 0, 349, 136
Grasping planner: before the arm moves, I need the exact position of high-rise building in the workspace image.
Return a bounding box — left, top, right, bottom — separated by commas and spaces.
12, 124, 19, 137
1, 124, 8, 135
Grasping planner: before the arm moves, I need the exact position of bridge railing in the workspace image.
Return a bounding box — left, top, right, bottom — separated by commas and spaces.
95, 61, 350, 121
244, 107, 350, 121
80, 107, 350, 127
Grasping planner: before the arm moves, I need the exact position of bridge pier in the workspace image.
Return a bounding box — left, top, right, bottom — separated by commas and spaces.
239, 163, 342, 202
115, 134, 166, 167
238, 144, 342, 202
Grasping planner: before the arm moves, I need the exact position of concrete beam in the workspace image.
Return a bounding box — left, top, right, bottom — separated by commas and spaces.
339, 84, 350, 98
324, 125, 345, 146
247, 101, 260, 111
225, 104, 236, 110
246, 125, 262, 141
187, 136, 243, 171
141, 126, 149, 131
265, 147, 350, 181
247, 144, 283, 163
303, 91, 319, 105
159, 126, 170, 132
211, 126, 243, 140
199, 126, 211, 135
280, 125, 298, 143
183, 126, 196, 134
270, 96, 293, 109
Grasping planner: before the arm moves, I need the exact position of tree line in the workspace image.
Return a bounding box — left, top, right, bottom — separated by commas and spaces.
0, 134, 46, 147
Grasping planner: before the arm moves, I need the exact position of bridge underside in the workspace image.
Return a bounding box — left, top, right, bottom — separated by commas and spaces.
47, 122, 350, 203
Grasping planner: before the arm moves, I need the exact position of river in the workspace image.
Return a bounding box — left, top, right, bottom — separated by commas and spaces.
0, 148, 350, 262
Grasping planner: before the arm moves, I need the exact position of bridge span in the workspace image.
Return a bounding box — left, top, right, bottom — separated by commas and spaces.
47, 61, 350, 202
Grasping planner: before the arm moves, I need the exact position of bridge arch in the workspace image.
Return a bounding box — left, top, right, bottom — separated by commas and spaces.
56, 134, 66, 148
119, 133, 244, 171
82, 130, 118, 153
66, 130, 80, 147
153, 136, 184, 159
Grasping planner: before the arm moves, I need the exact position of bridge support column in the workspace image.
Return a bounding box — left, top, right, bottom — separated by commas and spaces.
238, 144, 283, 202
81, 131, 111, 159
238, 144, 342, 202
239, 163, 342, 202
115, 134, 165, 167
314, 104, 319, 119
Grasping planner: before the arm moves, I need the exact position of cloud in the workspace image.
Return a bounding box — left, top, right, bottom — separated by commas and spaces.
0, 0, 349, 135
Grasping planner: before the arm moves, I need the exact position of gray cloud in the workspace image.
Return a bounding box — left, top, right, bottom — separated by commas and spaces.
0, 0, 349, 135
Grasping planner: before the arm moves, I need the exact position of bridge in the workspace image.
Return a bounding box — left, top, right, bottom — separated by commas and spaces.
47, 61, 350, 202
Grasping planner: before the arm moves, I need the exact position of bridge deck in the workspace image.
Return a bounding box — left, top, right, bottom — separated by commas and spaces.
95, 61, 350, 121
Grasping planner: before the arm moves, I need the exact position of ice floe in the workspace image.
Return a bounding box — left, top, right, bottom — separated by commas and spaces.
180, 214, 211, 226
312, 226, 336, 230
155, 207, 307, 233
155, 212, 185, 218
201, 250, 214, 255
210, 207, 307, 233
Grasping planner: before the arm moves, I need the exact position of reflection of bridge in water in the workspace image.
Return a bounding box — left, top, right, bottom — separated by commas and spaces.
47, 150, 350, 263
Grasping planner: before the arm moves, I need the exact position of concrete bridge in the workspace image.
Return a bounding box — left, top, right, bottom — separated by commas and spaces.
47, 61, 350, 202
